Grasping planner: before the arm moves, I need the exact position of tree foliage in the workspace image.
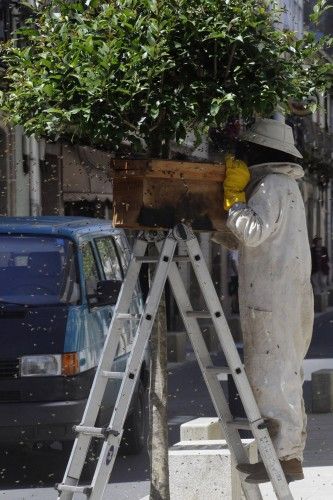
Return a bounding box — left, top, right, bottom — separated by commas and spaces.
0, 0, 332, 153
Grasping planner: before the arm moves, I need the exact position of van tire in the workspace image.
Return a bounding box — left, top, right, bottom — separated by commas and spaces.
121, 381, 147, 455
83, 437, 102, 480
61, 439, 100, 482
61, 381, 147, 479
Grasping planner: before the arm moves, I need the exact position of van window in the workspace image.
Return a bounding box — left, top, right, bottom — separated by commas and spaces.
82, 242, 99, 301
95, 237, 123, 281
113, 234, 129, 274
0, 235, 80, 306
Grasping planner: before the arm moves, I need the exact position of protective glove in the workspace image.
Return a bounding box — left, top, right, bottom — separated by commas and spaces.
223, 154, 250, 211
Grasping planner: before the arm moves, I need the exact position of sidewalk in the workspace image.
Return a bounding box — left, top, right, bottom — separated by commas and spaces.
1, 413, 332, 499
105, 413, 333, 500
260, 413, 333, 499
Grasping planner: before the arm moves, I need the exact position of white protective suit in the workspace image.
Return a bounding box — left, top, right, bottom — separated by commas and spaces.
227, 162, 314, 461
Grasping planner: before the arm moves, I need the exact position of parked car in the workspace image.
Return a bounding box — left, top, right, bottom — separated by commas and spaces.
0, 216, 148, 455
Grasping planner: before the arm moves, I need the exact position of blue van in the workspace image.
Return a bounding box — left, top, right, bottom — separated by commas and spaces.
0, 216, 148, 454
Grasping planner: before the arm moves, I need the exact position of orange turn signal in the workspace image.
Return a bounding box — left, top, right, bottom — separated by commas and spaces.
62, 353, 80, 376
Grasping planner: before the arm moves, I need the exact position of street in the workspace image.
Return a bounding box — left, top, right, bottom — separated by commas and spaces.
0, 309, 333, 499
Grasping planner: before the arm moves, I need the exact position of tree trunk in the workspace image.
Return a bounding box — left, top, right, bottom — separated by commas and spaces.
146, 127, 171, 500
148, 246, 170, 500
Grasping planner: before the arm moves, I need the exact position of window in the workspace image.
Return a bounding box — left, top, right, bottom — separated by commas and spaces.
95, 237, 123, 281
82, 242, 99, 299
0, 235, 80, 305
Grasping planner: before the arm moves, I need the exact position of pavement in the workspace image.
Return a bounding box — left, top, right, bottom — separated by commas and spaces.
1, 308, 333, 499
260, 412, 333, 499
2, 413, 332, 499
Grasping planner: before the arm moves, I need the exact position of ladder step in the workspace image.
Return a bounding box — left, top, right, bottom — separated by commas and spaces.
73, 425, 120, 438
228, 418, 251, 431
135, 256, 190, 263
206, 365, 231, 376
186, 310, 211, 318
102, 370, 124, 380
116, 313, 140, 320
56, 484, 92, 495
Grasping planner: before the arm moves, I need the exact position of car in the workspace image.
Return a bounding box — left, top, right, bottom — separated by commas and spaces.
0, 216, 149, 456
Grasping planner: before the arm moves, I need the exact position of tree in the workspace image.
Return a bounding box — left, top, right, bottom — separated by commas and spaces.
0, 0, 332, 155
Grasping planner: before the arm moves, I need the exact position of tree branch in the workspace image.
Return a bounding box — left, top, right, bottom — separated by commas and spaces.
224, 43, 236, 82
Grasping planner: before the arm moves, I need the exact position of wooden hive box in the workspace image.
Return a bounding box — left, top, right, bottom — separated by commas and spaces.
111, 159, 226, 231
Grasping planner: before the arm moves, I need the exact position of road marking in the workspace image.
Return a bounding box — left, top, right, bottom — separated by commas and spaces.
168, 415, 196, 426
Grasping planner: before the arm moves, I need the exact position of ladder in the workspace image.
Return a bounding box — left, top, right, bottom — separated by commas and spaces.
56, 224, 293, 500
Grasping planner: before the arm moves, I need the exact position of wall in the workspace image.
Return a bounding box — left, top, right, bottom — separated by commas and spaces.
278, 0, 304, 35
57, 143, 113, 218
0, 126, 8, 214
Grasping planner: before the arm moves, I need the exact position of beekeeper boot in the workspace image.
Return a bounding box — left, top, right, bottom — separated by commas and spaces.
237, 459, 304, 484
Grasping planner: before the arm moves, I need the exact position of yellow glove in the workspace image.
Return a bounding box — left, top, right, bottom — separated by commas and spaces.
223, 154, 250, 211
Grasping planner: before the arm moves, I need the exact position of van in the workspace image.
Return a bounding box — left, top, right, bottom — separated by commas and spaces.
0, 216, 148, 455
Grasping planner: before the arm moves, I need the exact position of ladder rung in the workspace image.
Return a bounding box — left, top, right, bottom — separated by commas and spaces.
135, 256, 190, 263
56, 484, 92, 495
228, 418, 251, 431
116, 313, 140, 320
73, 425, 120, 438
186, 310, 211, 318
102, 370, 124, 380
206, 365, 231, 376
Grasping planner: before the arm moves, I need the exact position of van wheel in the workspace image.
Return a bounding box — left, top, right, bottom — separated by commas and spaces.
81, 438, 102, 481
61, 439, 100, 482
121, 382, 147, 455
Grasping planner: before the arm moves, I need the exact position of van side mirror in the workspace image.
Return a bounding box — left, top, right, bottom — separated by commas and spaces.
96, 280, 122, 306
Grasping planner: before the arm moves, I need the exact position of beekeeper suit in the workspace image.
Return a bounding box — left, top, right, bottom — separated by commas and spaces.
221, 119, 314, 483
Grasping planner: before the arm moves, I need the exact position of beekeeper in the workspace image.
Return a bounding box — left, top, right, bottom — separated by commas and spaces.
221, 118, 314, 483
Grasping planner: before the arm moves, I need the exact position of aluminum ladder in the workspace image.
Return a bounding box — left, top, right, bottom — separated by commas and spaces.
56, 224, 293, 500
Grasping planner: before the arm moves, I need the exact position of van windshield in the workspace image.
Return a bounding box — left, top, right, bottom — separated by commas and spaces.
0, 235, 80, 306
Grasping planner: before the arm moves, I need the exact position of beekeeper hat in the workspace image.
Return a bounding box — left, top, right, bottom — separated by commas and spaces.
240, 118, 302, 158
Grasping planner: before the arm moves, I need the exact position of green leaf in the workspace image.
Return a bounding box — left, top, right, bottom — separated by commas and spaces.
43, 108, 64, 114
210, 94, 235, 117
84, 36, 94, 53
235, 35, 244, 43
42, 84, 55, 97
210, 100, 221, 117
